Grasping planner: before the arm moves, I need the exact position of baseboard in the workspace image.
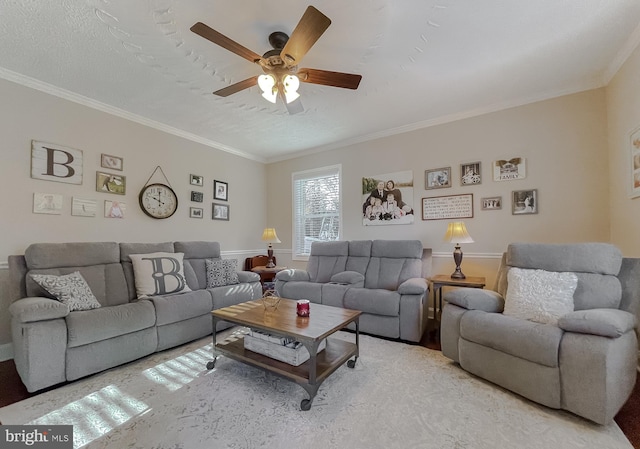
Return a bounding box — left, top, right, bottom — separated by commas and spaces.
0, 343, 13, 362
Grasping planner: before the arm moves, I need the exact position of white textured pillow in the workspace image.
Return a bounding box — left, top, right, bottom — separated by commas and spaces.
206, 259, 240, 288
504, 267, 578, 325
30, 271, 101, 311
129, 252, 192, 298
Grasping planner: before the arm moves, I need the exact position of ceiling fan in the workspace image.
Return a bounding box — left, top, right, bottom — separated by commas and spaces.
190, 5, 362, 114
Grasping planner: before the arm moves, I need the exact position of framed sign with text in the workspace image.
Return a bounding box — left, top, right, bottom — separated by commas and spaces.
422, 194, 474, 220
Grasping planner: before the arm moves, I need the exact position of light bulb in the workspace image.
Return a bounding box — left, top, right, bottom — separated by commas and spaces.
283, 74, 300, 104
258, 74, 277, 103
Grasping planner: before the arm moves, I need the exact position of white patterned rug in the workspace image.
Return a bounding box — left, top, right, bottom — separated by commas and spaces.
0, 329, 631, 449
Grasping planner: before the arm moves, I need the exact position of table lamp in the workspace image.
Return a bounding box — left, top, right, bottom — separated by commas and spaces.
443, 221, 474, 279
261, 228, 281, 268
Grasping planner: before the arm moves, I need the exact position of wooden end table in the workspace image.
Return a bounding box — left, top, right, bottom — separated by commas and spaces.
429, 274, 486, 318
251, 265, 286, 293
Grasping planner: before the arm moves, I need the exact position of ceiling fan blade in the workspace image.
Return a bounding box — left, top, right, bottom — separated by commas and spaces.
298, 68, 362, 90
278, 91, 304, 115
213, 76, 259, 97
191, 22, 262, 64
280, 6, 331, 66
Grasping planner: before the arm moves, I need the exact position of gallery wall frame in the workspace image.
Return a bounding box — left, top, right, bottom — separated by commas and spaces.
212, 202, 229, 221
425, 167, 451, 190
31, 140, 83, 185
422, 193, 474, 220
493, 157, 526, 181
214, 180, 228, 201
96, 172, 126, 195
512, 189, 538, 215
101, 154, 123, 171
481, 196, 502, 210
71, 197, 97, 217
191, 191, 204, 202
190, 174, 203, 186
460, 162, 481, 185
190, 207, 203, 218
33, 192, 63, 215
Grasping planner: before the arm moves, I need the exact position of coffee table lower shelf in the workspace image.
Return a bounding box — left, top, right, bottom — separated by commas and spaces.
208, 336, 358, 410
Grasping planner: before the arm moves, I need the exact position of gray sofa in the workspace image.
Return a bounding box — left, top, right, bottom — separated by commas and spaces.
441, 242, 640, 424
8, 241, 262, 392
275, 240, 432, 342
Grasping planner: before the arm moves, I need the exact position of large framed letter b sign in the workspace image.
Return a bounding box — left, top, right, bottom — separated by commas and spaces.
31, 140, 83, 185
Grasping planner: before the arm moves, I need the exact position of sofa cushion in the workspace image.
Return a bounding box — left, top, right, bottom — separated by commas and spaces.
25, 242, 120, 269
503, 267, 578, 325
129, 252, 192, 298
206, 259, 240, 287
365, 240, 423, 290
460, 310, 563, 367
343, 288, 400, 317
65, 300, 156, 348
306, 241, 349, 282
152, 290, 213, 326
176, 241, 222, 289
30, 271, 102, 311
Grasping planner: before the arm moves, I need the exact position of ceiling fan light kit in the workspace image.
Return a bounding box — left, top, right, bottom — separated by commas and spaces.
191, 5, 362, 112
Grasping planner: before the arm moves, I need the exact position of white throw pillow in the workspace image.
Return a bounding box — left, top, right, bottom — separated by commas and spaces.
30, 271, 101, 311
129, 252, 192, 298
503, 267, 578, 325
206, 258, 240, 288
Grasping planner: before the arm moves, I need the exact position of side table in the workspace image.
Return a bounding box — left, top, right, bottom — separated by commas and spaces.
429, 274, 486, 319
251, 265, 287, 294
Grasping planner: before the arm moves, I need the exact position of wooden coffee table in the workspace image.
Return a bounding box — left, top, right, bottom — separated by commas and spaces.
207, 298, 361, 410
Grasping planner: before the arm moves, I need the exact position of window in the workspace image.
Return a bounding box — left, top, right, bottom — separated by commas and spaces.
292, 165, 341, 259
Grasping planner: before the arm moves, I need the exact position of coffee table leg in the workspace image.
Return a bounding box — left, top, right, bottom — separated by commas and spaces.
347, 318, 360, 368
206, 315, 219, 370
298, 339, 321, 411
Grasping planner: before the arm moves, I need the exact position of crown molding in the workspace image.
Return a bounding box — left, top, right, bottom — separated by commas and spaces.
603, 22, 640, 84
0, 67, 265, 163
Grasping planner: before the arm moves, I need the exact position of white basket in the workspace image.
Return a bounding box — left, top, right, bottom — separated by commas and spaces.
244, 334, 326, 366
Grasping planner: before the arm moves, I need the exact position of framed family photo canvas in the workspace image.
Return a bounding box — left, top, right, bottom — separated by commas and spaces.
425, 167, 451, 190
630, 126, 640, 198
214, 180, 228, 201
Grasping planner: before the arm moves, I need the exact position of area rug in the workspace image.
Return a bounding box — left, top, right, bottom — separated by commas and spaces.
0, 329, 631, 449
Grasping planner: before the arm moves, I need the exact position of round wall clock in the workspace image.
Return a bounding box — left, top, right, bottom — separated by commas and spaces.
138, 183, 178, 219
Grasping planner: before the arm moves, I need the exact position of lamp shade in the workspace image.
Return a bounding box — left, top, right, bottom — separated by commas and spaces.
443, 222, 474, 244
261, 228, 281, 244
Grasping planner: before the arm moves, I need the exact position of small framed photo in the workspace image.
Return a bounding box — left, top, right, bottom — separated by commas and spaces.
71, 197, 97, 217
212, 202, 229, 221
481, 196, 502, 211
96, 171, 126, 195
190, 207, 203, 218
33, 193, 63, 215
214, 180, 228, 201
191, 191, 204, 202
101, 154, 123, 171
425, 167, 451, 190
104, 200, 126, 218
190, 174, 203, 186
512, 189, 538, 215
460, 162, 481, 185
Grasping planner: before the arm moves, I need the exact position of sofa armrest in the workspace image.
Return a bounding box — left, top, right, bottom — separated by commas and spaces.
237, 271, 260, 283
9, 297, 70, 323
275, 269, 310, 282
444, 288, 504, 313
398, 278, 428, 295
330, 271, 365, 286
558, 309, 637, 338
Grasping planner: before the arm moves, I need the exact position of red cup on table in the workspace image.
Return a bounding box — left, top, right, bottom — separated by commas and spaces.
297, 299, 310, 317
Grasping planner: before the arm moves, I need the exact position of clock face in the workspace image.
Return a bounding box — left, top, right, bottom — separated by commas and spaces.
138, 183, 178, 219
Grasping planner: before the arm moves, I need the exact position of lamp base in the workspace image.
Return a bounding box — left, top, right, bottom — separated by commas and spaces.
266, 246, 275, 268
451, 244, 466, 279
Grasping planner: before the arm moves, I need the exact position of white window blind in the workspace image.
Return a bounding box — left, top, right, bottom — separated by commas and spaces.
292, 165, 341, 259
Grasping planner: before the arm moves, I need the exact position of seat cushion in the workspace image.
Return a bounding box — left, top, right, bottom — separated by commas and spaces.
460, 310, 563, 367
343, 288, 400, 317
152, 290, 213, 326
66, 300, 156, 348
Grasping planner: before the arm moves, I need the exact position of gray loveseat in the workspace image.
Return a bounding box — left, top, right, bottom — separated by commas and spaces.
441, 242, 640, 424
9, 241, 262, 392
275, 240, 431, 342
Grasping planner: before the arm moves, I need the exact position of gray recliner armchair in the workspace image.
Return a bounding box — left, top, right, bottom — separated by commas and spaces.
441, 242, 640, 424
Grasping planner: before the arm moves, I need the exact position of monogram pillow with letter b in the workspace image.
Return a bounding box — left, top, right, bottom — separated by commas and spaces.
129, 252, 192, 298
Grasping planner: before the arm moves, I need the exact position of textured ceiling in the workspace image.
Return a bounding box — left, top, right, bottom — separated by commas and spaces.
1, 1, 640, 162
